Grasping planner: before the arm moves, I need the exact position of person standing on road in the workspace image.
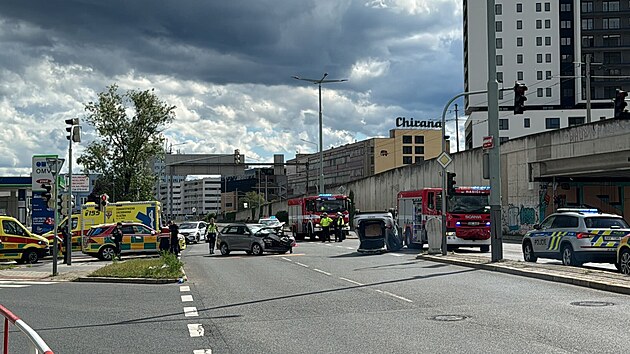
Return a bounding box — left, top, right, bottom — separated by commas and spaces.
112, 222, 124, 261
168, 220, 180, 256
159, 224, 171, 253
334, 212, 345, 242
206, 218, 218, 254
320, 212, 333, 243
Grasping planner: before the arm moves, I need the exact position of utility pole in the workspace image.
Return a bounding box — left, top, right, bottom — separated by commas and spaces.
454, 104, 460, 152
586, 55, 592, 124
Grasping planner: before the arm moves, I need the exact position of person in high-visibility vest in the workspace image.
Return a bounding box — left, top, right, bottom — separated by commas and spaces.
334, 212, 345, 242
320, 212, 333, 242
206, 218, 218, 254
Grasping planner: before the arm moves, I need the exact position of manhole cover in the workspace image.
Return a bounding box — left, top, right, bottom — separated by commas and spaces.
570, 301, 615, 307
428, 315, 469, 322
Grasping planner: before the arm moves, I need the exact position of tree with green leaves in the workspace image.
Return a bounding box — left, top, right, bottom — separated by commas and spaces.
77, 84, 175, 202
241, 191, 265, 220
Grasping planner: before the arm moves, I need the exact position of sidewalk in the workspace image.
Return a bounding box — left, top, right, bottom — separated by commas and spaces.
417, 252, 630, 296
0, 256, 113, 281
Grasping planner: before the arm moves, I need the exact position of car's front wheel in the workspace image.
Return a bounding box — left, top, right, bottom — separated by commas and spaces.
522, 241, 537, 262
619, 248, 630, 275
220, 243, 230, 256
251, 243, 263, 256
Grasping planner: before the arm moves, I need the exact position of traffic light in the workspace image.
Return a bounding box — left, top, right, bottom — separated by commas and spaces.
57, 193, 65, 216
65, 118, 81, 143
447, 172, 457, 196
41, 184, 52, 203
234, 149, 241, 164
513, 82, 528, 115
59, 194, 75, 216
614, 89, 628, 118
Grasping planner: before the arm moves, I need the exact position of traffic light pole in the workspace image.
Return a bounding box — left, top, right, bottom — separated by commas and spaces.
52, 182, 59, 276
66, 131, 73, 266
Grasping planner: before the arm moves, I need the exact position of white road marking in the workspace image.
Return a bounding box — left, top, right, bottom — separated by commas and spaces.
345, 247, 354, 250
193, 350, 212, 354
339, 277, 364, 286
335, 245, 344, 248
313, 269, 331, 276
324, 244, 332, 246
188, 323, 205, 337
0, 284, 29, 288
181, 295, 194, 302
281, 257, 292, 262
184, 307, 199, 317
375, 289, 413, 303
388, 253, 404, 257
180, 286, 190, 292
295, 262, 309, 268
0, 281, 57, 285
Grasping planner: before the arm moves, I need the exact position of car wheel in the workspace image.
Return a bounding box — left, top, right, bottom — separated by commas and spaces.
251, 243, 263, 256
480, 245, 490, 253
220, 243, 230, 256
561, 244, 581, 267
619, 248, 630, 275
195, 233, 200, 243
22, 250, 38, 264
522, 241, 537, 262
99, 246, 116, 261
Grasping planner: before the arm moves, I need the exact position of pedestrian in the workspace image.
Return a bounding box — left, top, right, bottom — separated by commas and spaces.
320, 212, 333, 242
334, 212, 345, 242
206, 218, 218, 254
112, 222, 124, 260
169, 220, 180, 256
159, 222, 171, 253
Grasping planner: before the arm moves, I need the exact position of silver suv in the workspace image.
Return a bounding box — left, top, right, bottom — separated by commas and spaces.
217, 223, 295, 256
522, 208, 630, 267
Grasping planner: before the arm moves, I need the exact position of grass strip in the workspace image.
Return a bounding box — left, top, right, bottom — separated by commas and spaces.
89, 252, 184, 279
0, 264, 17, 270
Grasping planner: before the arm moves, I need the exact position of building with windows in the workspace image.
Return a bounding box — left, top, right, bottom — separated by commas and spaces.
286, 128, 445, 197
181, 176, 222, 218
463, 0, 629, 149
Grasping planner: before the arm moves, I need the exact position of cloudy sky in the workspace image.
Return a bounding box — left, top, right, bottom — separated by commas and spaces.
1, 0, 464, 176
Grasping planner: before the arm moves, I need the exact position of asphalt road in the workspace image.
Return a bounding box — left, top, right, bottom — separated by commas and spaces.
3, 238, 630, 353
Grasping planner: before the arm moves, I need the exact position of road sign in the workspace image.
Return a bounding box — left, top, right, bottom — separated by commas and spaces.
71, 175, 90, 192
437, 152, 452, 169
32, 155, 58, 191
483, 136, 494, 150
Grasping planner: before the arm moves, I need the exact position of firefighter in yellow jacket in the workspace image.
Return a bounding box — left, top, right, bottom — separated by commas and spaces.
320, 212, 333, 243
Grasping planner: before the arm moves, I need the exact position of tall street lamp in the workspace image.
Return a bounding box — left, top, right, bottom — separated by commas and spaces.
292, 73, 347, 194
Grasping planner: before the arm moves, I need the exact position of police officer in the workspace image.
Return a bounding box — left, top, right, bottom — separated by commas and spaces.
206, 218, 218, 254
334, 212, 345, 242
169, 220, 180, 256
320, 212, 333, 243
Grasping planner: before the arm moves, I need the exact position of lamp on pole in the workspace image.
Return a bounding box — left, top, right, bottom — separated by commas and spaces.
292, 73, 347, 194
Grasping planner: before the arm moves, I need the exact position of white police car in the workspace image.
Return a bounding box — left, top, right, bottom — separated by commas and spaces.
522, 208, 630, 267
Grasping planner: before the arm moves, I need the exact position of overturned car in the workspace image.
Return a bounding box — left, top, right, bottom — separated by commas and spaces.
353, 211, 404, 254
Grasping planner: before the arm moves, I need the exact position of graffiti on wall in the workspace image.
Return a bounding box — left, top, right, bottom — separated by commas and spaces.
505, 204, 539, 234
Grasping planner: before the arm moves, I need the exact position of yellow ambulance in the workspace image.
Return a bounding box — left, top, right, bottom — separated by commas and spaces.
0, 215, 50, 264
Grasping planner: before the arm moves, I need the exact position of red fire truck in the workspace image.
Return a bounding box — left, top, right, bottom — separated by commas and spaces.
396, 186, 491, 252
287, 194, 351, 240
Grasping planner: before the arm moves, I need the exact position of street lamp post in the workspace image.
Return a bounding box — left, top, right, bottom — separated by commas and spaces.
292, 73, 347, 194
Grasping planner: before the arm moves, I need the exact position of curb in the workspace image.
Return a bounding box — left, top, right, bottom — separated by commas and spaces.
75, 276, 179, 284
416, 254, 630, 296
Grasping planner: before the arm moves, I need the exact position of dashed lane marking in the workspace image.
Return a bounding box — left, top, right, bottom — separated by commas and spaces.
184, 307, 199, 317
281, 257, 292, 262
313, 269, 332, 276
188, 324, 205, 337
345, 247, 354, 250
193, 350, 212, 354
375, 289, 414, 303
0, 280, 58, 289
389, 253, 404, 257
180, 286, 190, 292
338, 277, 364, 286
181, 295, 194, 302
295, 262, 309, 268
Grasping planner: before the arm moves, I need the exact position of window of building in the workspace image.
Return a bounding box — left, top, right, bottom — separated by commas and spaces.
603, 35, 621, 47
560, 3, 571, 11
536, 19, 542, 29
603, 18, 620, 29
517, 37, 523, 47
568, 117, 585, 126
537, 54, 543, 63
545, 37, 551, 46
414, 135, 424, 144
536, 37, 543, 46
604, 86, 618, 98
497, 71, 503, 83
537, 71, 543, 80
499, 90, 503, 100
499, 119, 509, 130
603, 52, 622, 64
545, 53, 552, 63
402, 135, 412, 143
496, 55, 503, 66
517, 54, 523, 64
546, 70, 552, 79
516, 3, 523, 12
495, 3, 502, 15
561, 20, 571, 28
496, 21, 502, 32
517, 20, 523, 30
582, 19, 593, 30
563, 88, 573, 97
561, 54, 573, 62
545, 19, 551, 28
496, 38, 503, 49
500, 137, 510, 144
545, 117, 560, 129
524, 117, 531, 128
545, 2, 551, 11
403, 146, 412, 154
582, 2, 593, 12
517, 71, 524, 81
414, 157, 424, 164
561, 37, 571, 46
403, 156, 413, 164
603, 1, 620, 11
415, 146, 424, 154
582, 36, 594, 47
546, 87, 552, 97
536, 3, 542, 11
609, 68, 621, 75
537, 88, 544, 97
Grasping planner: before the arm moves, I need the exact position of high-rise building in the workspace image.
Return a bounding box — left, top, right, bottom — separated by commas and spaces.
463, 0, 629, 149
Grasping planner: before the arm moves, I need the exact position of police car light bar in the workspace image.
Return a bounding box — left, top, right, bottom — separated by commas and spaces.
318, 194, 333, 197
456, 186, 491, 190
557, 208, 600, 214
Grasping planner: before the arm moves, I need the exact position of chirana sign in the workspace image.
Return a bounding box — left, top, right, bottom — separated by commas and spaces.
395, 117, 442, 129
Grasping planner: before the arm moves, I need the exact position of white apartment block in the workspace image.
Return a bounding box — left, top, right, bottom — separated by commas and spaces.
181, 176, 222, 217
463, 0, 629, 149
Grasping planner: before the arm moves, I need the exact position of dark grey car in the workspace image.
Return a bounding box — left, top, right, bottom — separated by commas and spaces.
216, 223, 295, 256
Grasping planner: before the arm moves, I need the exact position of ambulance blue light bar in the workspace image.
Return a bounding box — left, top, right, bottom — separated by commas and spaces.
319, 194, 333, 197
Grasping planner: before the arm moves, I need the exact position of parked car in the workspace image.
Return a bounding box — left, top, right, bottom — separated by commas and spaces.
179, 221, 207, 244
258, 216, 284, 228
216, 223, 295, 256
0, 215, 49, 264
